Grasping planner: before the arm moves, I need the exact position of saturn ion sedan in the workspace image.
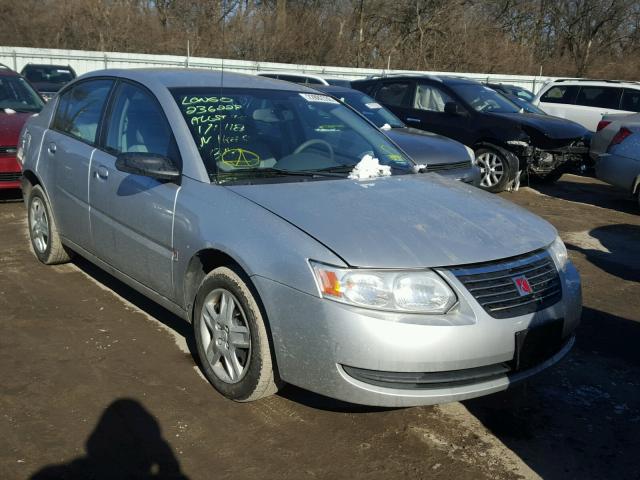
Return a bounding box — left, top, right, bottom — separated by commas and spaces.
17, 69, 582, 406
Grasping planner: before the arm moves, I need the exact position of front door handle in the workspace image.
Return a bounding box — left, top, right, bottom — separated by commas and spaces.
406, 117, 421, 123
47, 143, 56, 155
95, 166, 109, 180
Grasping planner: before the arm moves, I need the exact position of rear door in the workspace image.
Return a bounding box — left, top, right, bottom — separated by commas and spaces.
409, 82, 475, 145
45, 78, 114, 249
372, 80, 417, 125
89, 80, 181, 299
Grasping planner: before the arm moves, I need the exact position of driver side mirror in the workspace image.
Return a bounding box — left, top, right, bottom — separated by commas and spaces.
444, 101, 467, 117
115, 152, 180, 181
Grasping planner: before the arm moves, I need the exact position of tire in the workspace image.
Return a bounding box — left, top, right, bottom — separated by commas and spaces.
27, 185, 71, 265
193, 266, 280, 402
475, 146, 517, 193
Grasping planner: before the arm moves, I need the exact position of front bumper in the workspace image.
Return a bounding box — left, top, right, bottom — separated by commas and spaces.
253, 261, 581, 407
0, 154, 22, 190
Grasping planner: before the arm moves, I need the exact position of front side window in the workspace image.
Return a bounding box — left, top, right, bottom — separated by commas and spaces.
376, 82, 412, 107
53, 79, 113, 144
451, 84, 520, 113
172, 88, 414, 184
540, 85, 580, 105
0, 76, 44, 113
620, 89, 640, 112
105, 82, 176, 161
575, 86, 622, 109
413, 84, 454, 112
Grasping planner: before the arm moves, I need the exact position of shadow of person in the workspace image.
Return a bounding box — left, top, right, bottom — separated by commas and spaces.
565, 223, 640, 283
30, 399, 189, 480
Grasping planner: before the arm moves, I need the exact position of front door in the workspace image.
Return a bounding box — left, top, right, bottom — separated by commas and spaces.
89, 81, 181, 299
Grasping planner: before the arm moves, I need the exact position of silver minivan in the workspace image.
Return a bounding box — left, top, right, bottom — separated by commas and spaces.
18, 69, 582, 406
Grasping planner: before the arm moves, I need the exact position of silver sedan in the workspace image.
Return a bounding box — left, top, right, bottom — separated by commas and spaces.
18, 69, 581, 406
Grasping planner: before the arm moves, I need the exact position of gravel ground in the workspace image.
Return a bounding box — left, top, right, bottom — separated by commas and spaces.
1, 174, 638, 480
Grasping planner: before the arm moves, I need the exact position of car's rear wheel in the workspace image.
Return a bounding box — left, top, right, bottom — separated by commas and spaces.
475, 146, 516, 193
27, 185, 71, 265
193, 266, 280, 402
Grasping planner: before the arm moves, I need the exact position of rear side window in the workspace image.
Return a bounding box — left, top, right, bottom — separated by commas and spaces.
575, 86, 622, 109
540, 85, 579, 104
376, 82, 413, 108
413, 83, 454, 112
53, 80, 113, 144
620, 89, 640, 112
104, 82, 178, 164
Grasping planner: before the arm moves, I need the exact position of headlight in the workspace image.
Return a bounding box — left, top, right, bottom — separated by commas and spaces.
464, 145, 476, 164
548, 236, 568, 271
310, 261, 457, 313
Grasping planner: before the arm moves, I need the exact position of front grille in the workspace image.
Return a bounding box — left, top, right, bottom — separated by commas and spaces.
450, 250, 562, 319
426, 161, 470, 172
0, 172, 21, 182
0, 146, 18, 155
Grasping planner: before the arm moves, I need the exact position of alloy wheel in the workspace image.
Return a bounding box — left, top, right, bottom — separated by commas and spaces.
30, 197, 49, 253
199, 288, 251, 384
476, 151, 505, 188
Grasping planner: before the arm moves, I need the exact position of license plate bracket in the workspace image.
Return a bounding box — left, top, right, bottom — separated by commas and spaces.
512, 319, 565, 371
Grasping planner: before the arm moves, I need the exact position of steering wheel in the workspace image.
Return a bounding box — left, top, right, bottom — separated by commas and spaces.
293, 139, 334, 163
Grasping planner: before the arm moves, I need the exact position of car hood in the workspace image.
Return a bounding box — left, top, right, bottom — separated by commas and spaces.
386, 127, 470, 165
489, 112, 587, 140
227, 174, 556, 268
0, 112, 33, 146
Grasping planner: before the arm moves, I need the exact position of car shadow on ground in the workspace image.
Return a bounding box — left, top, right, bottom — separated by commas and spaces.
71, 256, 197, 359
532, 175, 637, 214
72, 256, 391, 414
29, 398, 189, 480
464, 305, 640, 479
565, 223, 640, 283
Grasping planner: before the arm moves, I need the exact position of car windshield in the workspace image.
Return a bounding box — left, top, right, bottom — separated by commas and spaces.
453, 84, 520, 114
335, 90, 405, 128
23, 66, 74, 86
172, 88, 414, 184
0, 76, 44, 113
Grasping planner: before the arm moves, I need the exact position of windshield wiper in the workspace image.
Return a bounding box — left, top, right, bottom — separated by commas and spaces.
216, 167, 350, 181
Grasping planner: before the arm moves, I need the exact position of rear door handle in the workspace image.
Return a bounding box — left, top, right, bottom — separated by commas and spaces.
95, 165, 109, 180
47, 143, 56, 155
406, 117, 421, 123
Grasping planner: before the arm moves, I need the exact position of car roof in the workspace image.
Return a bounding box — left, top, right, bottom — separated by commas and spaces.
23, 64, 73, 69
547, 78, 640, 88
0, 64, 19, 77
313, 85, 362, 95
354, 74, 480, 86
81, 68, 318, 92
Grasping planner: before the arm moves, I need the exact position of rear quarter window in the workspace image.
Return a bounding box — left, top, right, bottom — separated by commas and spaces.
376, 82, 413, 108
620, 88, 640, 112
540, 85, 579, 104
575, 86, 622, 109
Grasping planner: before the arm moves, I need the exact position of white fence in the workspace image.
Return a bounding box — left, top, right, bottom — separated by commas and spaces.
1, 46, 557, 92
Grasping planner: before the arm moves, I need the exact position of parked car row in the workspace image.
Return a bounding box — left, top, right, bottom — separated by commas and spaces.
17, 68, 582, 406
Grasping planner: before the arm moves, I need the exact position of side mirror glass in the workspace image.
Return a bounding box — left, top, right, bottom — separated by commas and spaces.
444, 101, 467, 116
115, 152, 180, 181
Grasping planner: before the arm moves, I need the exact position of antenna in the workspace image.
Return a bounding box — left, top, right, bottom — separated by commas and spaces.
220, 0, 226, 87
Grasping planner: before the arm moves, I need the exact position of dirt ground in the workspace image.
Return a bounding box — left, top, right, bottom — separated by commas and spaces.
1, 174, 639, 480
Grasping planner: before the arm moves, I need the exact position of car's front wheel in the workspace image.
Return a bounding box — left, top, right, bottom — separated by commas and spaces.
475, 146, 516, 193
193, 266, 280, 402
27, 185, 71, 265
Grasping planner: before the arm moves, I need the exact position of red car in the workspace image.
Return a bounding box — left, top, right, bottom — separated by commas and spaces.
0, 65, 44, 190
